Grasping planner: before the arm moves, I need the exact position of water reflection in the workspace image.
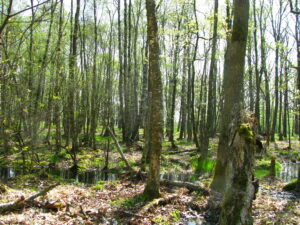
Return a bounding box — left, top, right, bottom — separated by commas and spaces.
0, 162, 299, 184
47, 168, 119, 184
0, 167, 119, 184
277, 162, 300, 182
0, 167, 19, 183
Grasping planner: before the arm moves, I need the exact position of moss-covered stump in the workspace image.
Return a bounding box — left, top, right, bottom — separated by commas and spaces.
0, 184, 8, 194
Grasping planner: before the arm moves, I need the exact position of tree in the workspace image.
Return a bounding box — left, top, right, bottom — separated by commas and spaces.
68, 0, 80, 168
143, 0, 164, 200
200, 0, 219, 159
210, 0, 255, 223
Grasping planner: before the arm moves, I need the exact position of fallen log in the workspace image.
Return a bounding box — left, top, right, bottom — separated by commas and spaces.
164, 149, 197, 155
160, 179, 210, 196
140, 194, 180, 214
0, 183, 59, 214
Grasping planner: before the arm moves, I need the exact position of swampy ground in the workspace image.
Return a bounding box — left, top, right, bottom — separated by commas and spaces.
0, 137, 299, 225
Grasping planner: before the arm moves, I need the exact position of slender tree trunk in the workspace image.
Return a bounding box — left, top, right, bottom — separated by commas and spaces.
53, 0, 64, 153
253, 0, 261, 132
247, 36, 254, 111
117, 0, 125, 140
68, 0, 80, 167
89, 0, 98, 149
201, 0, 218, 158
206, 0, 219, 139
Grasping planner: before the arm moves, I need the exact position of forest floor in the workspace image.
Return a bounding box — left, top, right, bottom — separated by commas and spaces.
0, 137, 299, 224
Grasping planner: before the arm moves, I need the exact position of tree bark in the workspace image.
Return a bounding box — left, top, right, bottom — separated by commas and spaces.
143, 0, 164, 200
210, 2, 255, 224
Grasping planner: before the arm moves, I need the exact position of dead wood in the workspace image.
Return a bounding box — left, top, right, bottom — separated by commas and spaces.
164, 149, 197, 155
119, 210, 150, 218
139, 194, 180, 214
160, 179, 210, 195
107, 126, 134, 172
0, 183, 59, 214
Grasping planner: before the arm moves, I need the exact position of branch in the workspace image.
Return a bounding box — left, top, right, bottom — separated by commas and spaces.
0, 0, 13, 35
160, 179, 210, 195
9, 0, 52, 17
106, 126, 134, 172
0, 183, 59, 214
0, 0, 52, 35
289, 0, 300, 14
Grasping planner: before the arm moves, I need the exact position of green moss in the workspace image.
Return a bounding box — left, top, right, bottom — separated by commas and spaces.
153, 209, 181, 225
255, 159, 281, 171
92, 181, 106, 191
254, 169, 269, 179
191, 156, 215, 173
237, 123, 254, 142
176, 140, 194, 146
111, 194, 147, 208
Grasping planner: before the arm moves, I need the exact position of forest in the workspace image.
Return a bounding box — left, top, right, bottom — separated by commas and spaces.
0, 0, 299, 224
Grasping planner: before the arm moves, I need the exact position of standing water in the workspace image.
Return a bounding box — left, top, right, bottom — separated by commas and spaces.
0, 162, 299, 184
277, 162, 300, 182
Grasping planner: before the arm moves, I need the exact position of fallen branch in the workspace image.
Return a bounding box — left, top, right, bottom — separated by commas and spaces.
140, 194, 180, 214
160, 179, 210, 195
0, 183, 59, 214
107, 126, 134, 172
119, 210, 150, 218
164, 149, 197, 155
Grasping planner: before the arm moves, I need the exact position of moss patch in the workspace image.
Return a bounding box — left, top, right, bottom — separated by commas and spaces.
237, 123, 254, 142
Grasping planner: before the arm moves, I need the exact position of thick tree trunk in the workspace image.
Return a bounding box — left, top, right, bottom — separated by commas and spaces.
143, 0, 164, 200
210, 1, 255, 224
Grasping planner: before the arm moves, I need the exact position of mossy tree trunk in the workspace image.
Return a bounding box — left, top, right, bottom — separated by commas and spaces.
210, 0, 255, 224
218, 113, 257, 225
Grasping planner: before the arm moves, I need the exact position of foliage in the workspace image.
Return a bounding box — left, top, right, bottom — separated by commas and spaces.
191, 157, 215, 173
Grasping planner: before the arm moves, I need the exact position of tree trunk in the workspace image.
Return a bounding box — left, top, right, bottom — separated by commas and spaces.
201, 0, 218, 158
68, 0, 80, 166
210, 1, 254, 224
253, 0, 261, 132
206, 0, 218, 139
143, 0, 164, 200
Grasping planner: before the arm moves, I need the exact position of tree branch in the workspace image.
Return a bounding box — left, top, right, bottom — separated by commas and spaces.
0, 0, 52, 35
